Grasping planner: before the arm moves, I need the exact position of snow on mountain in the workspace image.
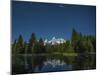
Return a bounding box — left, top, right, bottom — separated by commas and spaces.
44, 37, 66, 45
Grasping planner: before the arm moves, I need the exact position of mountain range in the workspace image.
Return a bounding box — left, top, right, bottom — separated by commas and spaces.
44, 37, 66, 45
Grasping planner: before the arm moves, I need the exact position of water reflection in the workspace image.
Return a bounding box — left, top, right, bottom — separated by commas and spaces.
34, 59, 72, 72
12, 53, 96, 74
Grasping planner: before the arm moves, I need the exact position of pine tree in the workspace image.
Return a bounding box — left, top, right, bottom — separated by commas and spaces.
23, 42, 28, 54
87, 37, 94, 53
71, 28, 80, 52
12, 39, 17, 54
28, 33, 36, 53
64, 40, 74, 53
39, 38, 45, 53
34, 38, 46, 54
39, 38, 44, 46
16, 35, 24, 54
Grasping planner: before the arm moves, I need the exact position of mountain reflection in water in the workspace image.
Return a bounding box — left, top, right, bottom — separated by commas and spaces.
12, 53, 96, 74
34, 59, 72, 72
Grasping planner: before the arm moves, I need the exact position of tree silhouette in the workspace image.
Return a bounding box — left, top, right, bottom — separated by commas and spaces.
12, 39, 17, 54
71, 28, 80, 52
16, 35, 24, 54
34, 38, 46, 54
27, 33, 36, 54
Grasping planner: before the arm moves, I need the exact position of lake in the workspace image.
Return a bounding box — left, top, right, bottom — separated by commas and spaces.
12, 53, 96, 74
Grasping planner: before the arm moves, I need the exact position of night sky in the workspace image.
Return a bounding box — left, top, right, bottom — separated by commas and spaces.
12, 1, 96, 42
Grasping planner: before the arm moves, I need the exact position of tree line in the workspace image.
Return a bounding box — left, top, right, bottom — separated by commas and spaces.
12, 28, 96, 55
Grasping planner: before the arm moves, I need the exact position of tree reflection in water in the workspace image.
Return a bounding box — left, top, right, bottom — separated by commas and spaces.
12, 53, 96, 74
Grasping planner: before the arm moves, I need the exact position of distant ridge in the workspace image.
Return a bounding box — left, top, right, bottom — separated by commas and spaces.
44, 37, 66, 45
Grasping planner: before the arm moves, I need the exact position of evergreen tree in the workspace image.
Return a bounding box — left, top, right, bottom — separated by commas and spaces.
71, 28, 80, 52
45, 44, 54, 53
23, 42, 28, 54
39, 38, 44, 46
16, 35, 24, 54
87, 36, 94, 53
39, 38, 46, 53
27, 33, 36, 53
89, 36, 96, 52
12, 39, 17, 54
34, 38, 46, 53
64, 40, 74, 53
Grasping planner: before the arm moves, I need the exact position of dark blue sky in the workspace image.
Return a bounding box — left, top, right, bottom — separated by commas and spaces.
12, 1, 96, 41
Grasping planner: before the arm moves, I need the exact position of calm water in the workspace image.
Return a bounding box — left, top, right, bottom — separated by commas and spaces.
12, 53, 96, 74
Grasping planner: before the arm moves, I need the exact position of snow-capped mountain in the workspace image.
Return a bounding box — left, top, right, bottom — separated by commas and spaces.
44, 37, 66, 45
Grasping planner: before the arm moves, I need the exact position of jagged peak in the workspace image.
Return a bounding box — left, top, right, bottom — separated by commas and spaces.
44, 37, 66, 45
